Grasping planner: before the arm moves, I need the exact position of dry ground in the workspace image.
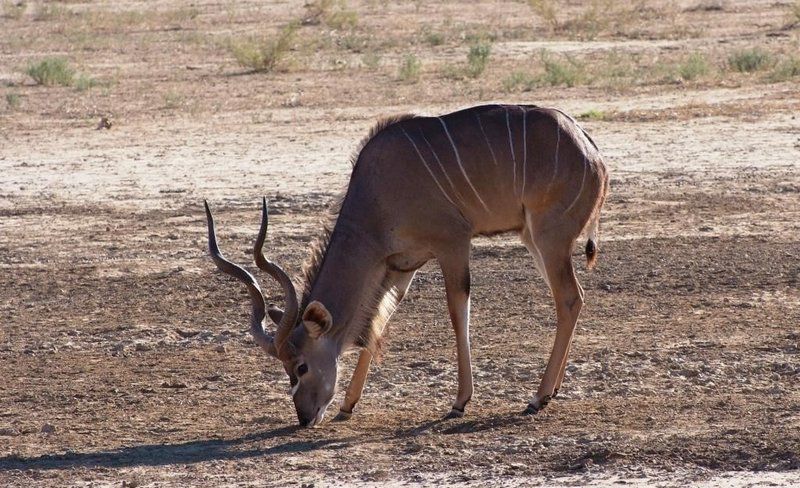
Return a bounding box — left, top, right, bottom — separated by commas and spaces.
1, 0, 799, 486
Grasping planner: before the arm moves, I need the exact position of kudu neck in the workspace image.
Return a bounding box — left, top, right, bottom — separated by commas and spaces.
306, 222, 386, 349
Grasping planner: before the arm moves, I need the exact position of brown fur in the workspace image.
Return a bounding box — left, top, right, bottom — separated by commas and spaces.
349, 113, 418, 168
299, 114, 418, 349
584, 166, 610, 270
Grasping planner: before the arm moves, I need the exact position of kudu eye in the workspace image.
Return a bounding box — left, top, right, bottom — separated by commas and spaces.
297, 363, 309, 377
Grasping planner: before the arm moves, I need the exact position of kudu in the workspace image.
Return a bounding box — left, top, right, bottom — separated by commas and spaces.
205, 104, 609, 427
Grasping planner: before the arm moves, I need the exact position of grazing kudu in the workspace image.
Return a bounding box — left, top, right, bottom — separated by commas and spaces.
205, 104, 609, 427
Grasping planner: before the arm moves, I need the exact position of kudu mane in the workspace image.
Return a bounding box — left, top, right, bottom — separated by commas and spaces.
299, 113, 417, 355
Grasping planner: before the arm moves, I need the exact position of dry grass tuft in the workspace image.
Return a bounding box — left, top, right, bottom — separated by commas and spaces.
728, 48, 772, 73
26, 57, 75, 86
2, 0, 25, 19
228, 23, 299, 73
527, 0, 680, 40
678, 53, 710, 81
790, 1, 800, 26
398, 54, 421, 83
303, 0, 358, 30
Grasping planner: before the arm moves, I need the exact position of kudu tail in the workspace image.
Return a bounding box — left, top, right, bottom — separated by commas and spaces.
585, 170, 609, 269
585, 219, 599, 269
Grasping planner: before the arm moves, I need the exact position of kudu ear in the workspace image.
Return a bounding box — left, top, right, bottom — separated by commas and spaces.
302, 301, 333, 339
267, 305, 284, 325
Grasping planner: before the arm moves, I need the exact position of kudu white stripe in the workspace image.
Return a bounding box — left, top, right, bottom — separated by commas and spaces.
521, 107, 528, 195
475, 113, 498, 166
547, 120, 561, 193
504, 107, 516, 193
564, 134, 589, 213
419, 130, 468, 208
437, 117, 491, 212
401, 127, 459, 209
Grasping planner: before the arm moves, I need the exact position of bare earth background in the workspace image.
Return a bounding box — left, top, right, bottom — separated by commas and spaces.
1, 0, 799, 486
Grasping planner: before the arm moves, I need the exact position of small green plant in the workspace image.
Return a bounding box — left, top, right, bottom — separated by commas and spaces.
26, 57, 75, 86
591, 51, 634, 88
770, 56, 800, 81
790, 1, 800, 25
229, 22, 298, 73
34, 3, 72, 21
362, 52, 381, 70
398, 54, 421, 83
326, 8, 358, 30
527, 0, 559, 31
420, 25, 444, 46
678, 53, 709, 81
3, 1, 26, 19
578, 109, 606, 120
5, 93, 21, 110
465, 41, 491, 78
339, 33, 368, 52
74, 74, 98, 92
502, 71, 537, 92
163, 90, 184, 109
540, 51, 585, 87
728, 48, 772, 73
303, 0, 357, 30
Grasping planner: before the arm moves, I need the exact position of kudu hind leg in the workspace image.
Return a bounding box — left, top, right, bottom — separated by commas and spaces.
521, 221, 583, 414
525, 253, 583, 414
440, 253, 474, 418
553, 281, 583, 397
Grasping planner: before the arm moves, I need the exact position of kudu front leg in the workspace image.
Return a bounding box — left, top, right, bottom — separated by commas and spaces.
440, 257, 473, 418
334, 349, 373, 421
335, 270, 416, 421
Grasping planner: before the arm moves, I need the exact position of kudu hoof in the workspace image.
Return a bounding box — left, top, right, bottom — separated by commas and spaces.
523, 395, 552, 415
445, 406, 465, 419
333, 409, 353, 422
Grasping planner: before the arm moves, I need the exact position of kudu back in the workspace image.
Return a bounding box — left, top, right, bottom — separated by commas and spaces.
205, 104, 609, 427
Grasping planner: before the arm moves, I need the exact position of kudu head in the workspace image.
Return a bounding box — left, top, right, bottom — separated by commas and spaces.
204, 198, 339, 427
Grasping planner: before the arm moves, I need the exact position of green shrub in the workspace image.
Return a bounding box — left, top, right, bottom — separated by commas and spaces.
790, 1, 800, 25
728, 48, 772, 73
502, 71, 537, 92
74, 74, 99, 91
326, 8, 358, 30
678, 53, 709, 81
770, 56, 800, 81
578, 109, 606, 120
229, 23, 298, 73
26, 57, 75, 86
420, 26, 445, 46
362, 52, 381, 70
303, 0, 357, 30
398, 54, 421, 83
540, 52, 585, 87
527, 0, 559, 30
163, 90, 184, 109
2, 1, 26, 19
5, 93, 21, 110
465, 41, 491, 78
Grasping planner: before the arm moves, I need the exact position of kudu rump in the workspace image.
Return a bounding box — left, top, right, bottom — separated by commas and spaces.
205, 104, 609, 427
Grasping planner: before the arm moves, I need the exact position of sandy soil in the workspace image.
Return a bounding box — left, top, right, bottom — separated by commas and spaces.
1, 1, 799, 486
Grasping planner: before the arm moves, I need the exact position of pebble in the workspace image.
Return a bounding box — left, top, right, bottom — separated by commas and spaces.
41, 423, 56, 434
0, 427, 20, 436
